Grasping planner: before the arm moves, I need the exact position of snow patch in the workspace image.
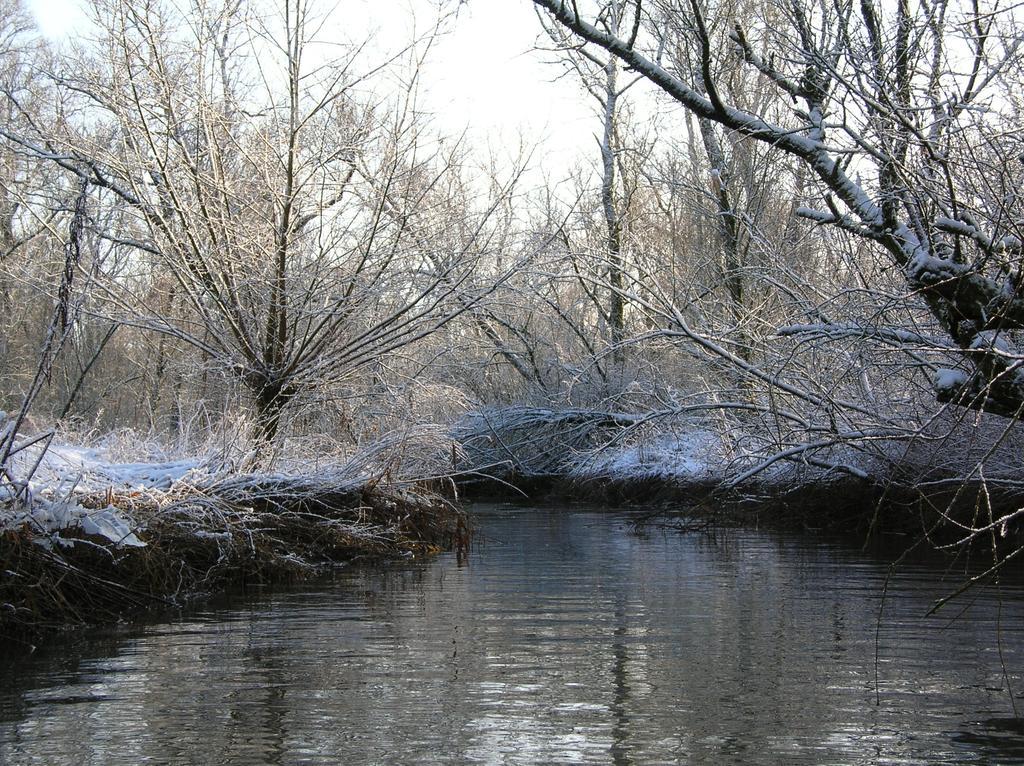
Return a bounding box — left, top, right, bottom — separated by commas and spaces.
906, 249, 965, 285
998, 235, 1022, 251
96, 460, 196, 489
577, 431, 722, 481
2, 439, 198, 549
934, 368, 968, 392
6, 441, 199, 492
78, 506, 146, 547
11, 499, 145, 548
970, 330, 1015, 354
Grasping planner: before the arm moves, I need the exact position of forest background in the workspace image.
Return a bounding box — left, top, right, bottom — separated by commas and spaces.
2, 0, 1024, 562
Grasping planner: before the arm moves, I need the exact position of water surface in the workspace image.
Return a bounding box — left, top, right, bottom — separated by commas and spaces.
1, 503, 1023, 764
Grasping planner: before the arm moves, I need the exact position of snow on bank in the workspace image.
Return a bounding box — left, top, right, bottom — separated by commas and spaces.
2, 424, 454, 552
7, 499, 146, 548
9, 442, 199, 492
2, 440, 203, 549
570, 425, 881, 488
573, 430, 723, 481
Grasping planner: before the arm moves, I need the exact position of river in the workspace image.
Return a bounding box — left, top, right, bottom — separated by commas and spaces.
1, 502, 1023, 764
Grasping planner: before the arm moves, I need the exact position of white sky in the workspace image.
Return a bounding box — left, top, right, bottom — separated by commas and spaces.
26, 0, 600, 181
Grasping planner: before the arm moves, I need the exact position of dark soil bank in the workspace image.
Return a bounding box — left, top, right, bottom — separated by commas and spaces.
0, 479, 468, 637
457, 471, 1024, 542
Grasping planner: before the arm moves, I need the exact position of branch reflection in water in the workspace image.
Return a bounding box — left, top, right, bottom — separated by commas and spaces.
1, 503, 1022, 765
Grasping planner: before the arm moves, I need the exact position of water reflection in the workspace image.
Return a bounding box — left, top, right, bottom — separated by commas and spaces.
1, 503, 1023, 765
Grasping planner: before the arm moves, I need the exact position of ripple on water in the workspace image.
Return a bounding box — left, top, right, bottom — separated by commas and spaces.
1, 503, 1023, 765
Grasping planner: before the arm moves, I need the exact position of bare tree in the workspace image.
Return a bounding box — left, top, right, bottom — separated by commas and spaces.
529, 0, 1024, 422
2, 0, 524, 445
537, 2, 639, 359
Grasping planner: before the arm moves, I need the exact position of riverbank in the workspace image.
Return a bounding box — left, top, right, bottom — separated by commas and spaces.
5, 465, 1019, 640
1, 468, 467, 638
5, 413, 1021, 638
453, 405, 1024, 543
457, 470, 1024, 545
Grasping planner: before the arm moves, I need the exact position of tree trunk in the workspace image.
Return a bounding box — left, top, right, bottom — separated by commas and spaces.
601, 46, 626, 363
253, 382, 292, 445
